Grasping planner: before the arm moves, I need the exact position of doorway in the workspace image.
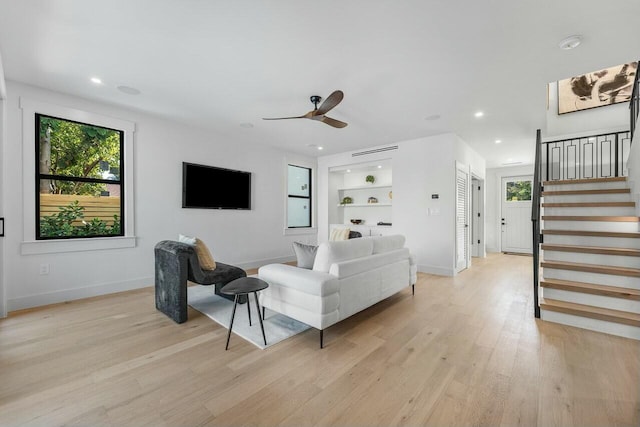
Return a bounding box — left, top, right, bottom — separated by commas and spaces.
471, 177, 484, 259
0, 99, 5, 317
501, 175, 533, 254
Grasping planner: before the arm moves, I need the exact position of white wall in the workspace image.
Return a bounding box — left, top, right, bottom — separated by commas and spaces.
3, 81, 316, 311
318, 133, 485, 276
485, 164, 535, 252
546, 81, 629, 138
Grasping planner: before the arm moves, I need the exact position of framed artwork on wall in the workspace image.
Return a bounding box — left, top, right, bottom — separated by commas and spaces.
557, 61, 637, 114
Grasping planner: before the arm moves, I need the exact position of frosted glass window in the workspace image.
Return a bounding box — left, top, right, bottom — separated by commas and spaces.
288, 165, 310, 197
287, 164, 311, 228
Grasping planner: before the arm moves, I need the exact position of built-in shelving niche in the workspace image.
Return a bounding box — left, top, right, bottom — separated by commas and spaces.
328, 159, 393, 236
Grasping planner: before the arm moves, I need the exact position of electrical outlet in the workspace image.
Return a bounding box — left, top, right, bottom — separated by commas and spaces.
39, 264, 49, 275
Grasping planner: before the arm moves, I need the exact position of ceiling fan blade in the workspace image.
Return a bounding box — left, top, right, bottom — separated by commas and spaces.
262, 115, 306, 120
314, 90, 344, 116
320, 116, 348, 128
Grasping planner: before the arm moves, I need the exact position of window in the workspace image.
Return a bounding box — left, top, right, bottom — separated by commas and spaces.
35, 114, 124, 239
505, 180, 532, 201
287, 164, 311, 228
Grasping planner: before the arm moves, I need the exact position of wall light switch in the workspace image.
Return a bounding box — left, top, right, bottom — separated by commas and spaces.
39, 264, 49, 275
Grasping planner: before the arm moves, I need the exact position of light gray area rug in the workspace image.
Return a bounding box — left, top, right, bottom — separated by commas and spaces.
187, 285, 310, 349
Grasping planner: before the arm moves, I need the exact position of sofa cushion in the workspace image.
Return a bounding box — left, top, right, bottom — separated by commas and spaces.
292, 241, 318, 269
179, 234, 216, 270
312, 238, 374, 273
259, 263, 339, 296
371, 234, 406, 254
329, 248, 410, 279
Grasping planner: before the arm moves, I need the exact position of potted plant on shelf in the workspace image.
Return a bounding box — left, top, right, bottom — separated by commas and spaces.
365, 175, 375, 184
341, 196, 353, 205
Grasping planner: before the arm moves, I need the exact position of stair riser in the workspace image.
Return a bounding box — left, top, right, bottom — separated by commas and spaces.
542, 268, 640, 289
543, 221, 640, 232
542, 234, 640, 249
544, 182, 628, 191
543, 194, 631, 203
543, 251, 640, 269
540, 309, 640, 340
542, 288, 640, 312
543, 207, 636, 216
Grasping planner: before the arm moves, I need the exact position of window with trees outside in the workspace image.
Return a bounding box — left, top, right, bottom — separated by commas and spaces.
36, 114, 124, 239
287, 164, 311, 228
505, 180, 532, 202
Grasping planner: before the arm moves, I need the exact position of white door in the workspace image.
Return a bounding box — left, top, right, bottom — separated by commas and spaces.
501, 175, 533, 254
471, 178, 480, 257
456, 167, 469, 272
0, 100, 5, 317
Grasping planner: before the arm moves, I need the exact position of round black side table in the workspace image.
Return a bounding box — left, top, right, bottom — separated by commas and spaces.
220, 277, 269, 350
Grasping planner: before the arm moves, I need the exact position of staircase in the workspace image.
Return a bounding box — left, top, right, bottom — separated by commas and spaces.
538, 176, 640, 339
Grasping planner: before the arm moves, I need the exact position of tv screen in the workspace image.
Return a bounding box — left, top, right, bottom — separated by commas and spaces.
182, 162, 251, 209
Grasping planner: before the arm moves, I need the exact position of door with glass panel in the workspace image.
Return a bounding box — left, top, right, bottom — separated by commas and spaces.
501, 176, 533, 254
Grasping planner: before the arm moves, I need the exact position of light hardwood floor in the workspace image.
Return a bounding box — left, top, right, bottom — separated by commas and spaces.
1, 253, 638, 426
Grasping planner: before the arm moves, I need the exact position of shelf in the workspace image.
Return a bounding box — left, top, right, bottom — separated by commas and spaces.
337, 203, 392, 207
338, 184, 392, 191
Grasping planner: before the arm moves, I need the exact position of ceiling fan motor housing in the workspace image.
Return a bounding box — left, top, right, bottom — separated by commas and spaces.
310, 95, 322, 109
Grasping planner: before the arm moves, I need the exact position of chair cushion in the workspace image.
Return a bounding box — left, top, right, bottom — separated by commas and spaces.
179, 234, 216, 270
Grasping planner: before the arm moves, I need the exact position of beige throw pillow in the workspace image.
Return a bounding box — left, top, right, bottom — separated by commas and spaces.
178, 234, 217, 270
329, 228, 350, 241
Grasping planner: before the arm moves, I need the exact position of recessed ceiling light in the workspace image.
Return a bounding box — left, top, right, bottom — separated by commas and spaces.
117, 85, 141, 95
346, 169, 351, 173
495, 139, 502, 144
239, 122, 254, 128
317, 146, 323, 150
558, 35, 582, 50
474, 111, 484, 118
90, 77, 103, 84
425, 114, 441, 121
377, 165, 382, 169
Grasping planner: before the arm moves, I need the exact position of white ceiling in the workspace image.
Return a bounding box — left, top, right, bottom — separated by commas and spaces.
0, 1, 638, 167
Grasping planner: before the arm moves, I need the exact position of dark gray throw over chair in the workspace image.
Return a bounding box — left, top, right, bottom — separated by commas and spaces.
154, 240, 246, 323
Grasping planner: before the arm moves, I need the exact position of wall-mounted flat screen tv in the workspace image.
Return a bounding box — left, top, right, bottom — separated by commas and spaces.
182, 162, 251, 209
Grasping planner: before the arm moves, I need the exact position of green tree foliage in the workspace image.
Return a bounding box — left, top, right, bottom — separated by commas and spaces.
506, 181, 532, 201
39, 201, 121, 238
39, 116, 121, 196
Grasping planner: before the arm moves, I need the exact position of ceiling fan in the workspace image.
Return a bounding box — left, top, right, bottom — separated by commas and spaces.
263, 90, 348, 128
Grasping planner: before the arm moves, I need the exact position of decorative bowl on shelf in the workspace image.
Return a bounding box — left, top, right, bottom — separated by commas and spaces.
350, 219, 363, 224
367, 197, 378, 204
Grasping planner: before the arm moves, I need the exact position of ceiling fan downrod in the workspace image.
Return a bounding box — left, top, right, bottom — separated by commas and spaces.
310, 95, 322, 110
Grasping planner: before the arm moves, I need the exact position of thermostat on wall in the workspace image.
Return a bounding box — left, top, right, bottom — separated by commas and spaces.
431, 194, 439, 199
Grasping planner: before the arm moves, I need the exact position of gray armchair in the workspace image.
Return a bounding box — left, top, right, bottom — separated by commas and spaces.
155, 240, 246, 323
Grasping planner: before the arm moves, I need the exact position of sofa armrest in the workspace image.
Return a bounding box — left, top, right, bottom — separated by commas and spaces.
329, 248, 411, 278
259, 264, 339, 296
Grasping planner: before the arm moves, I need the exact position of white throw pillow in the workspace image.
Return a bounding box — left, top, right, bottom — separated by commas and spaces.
178, 234, 217, 270
292, 241, 318, 269
329, 228, 350, 241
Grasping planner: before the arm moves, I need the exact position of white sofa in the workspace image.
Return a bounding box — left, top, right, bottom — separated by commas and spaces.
258, 235, 417, 347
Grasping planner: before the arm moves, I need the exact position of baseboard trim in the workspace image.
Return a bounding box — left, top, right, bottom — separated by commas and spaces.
8, 276, 153, 312
417, 264, 454, 276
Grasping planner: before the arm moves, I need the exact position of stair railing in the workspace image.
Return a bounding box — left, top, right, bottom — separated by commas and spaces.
631, 60, 639, 139
531, 129, 542, 318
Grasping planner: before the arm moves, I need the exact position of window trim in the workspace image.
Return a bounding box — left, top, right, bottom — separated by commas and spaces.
20, 97, 136, 254
287, 164, 312, 229
34, 113, 125, 240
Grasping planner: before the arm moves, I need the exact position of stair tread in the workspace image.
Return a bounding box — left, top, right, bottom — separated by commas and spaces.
540, 298, 640, 326
542, 215, 640, 222
542, 188, 630, 196
541, 244, 640, 256
541, 260, 640, 277
540, 278, 640, 299
543, 177, 627, 185
542, 202, 636, 207
542, 229, 640, 238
